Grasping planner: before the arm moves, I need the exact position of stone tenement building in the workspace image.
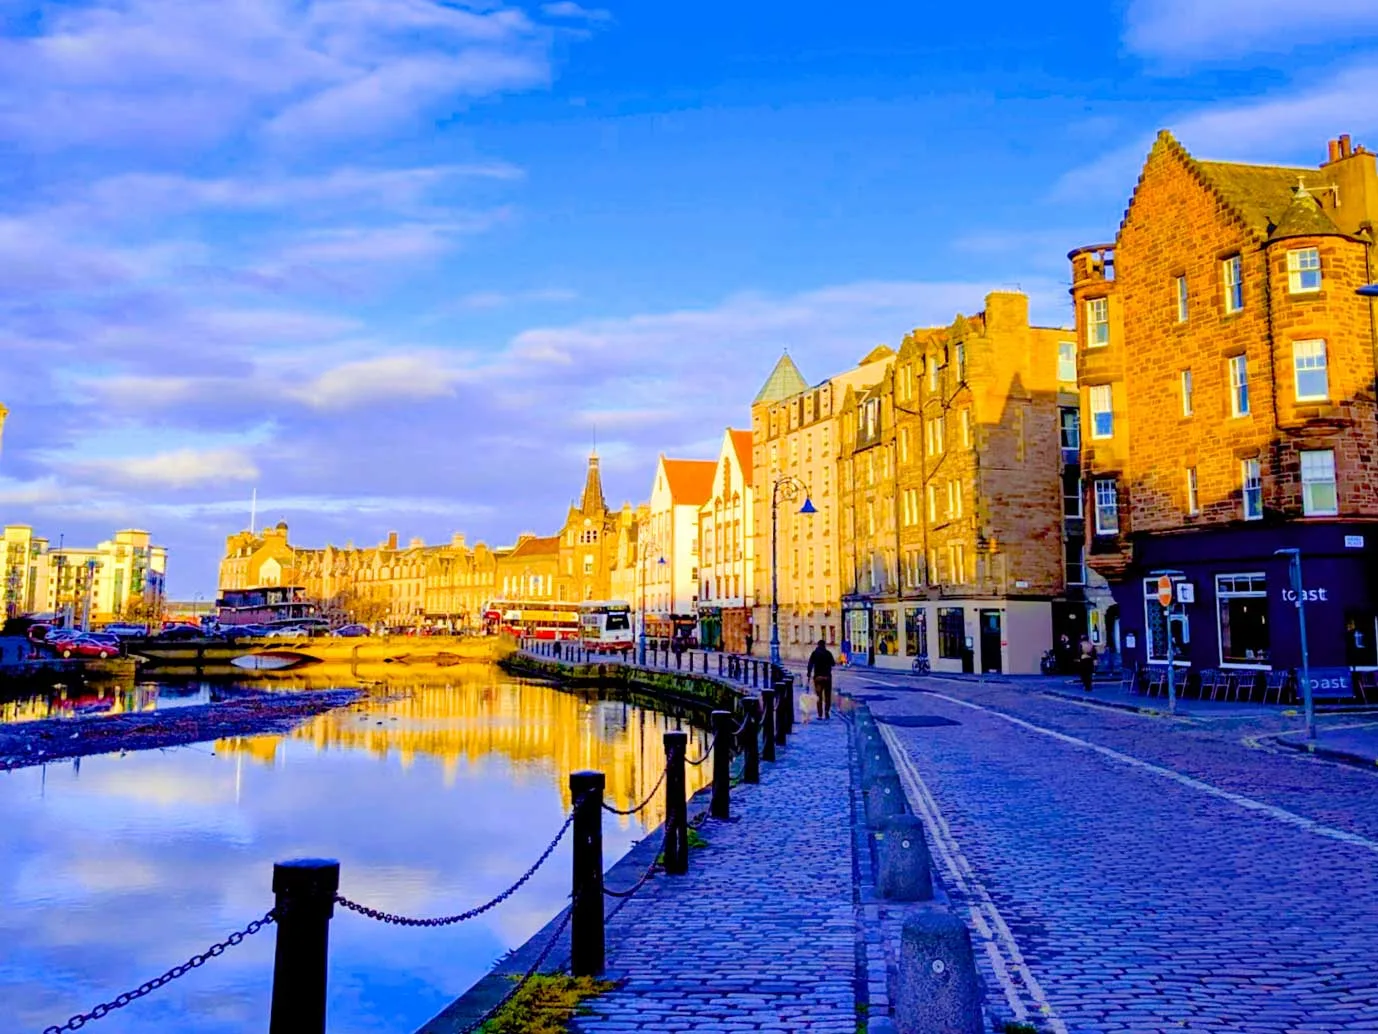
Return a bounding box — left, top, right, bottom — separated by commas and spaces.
1073, 131, 1378, 681
696, 428, 755, 653
217, 454, 636, 628
838, 292, 1092, 675
750, 349, 892, 661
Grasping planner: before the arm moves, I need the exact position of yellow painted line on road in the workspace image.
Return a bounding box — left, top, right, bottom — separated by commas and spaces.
925, 691, 1378, 855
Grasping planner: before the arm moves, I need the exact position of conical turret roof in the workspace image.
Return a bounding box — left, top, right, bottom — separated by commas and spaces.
1268, 180, 1344, 241
579, 453, 607, 514
753, 352, 808, 404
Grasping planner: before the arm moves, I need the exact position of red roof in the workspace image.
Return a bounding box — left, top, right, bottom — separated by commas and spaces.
729, 429, 753, 484
509, 535, 559, 558
662, 458, 717, 506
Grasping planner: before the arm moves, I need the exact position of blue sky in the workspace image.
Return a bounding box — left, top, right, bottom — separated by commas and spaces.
2, 0, 1378, 596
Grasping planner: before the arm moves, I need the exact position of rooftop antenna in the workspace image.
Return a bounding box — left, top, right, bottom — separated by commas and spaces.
250, 487, 257, 534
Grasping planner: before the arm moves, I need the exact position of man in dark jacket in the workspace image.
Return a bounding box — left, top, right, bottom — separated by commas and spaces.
806, 638, 836, 719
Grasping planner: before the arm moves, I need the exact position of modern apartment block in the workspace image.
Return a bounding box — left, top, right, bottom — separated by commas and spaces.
1073, 131, 1378, 684
750, 350, 891, 661
2, 525, 167, 625
837, 292, 1087, 674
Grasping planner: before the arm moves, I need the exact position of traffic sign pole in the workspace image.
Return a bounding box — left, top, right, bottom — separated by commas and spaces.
1153, 572, 1180, 715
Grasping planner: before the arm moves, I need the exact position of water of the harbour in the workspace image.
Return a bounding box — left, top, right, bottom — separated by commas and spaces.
0, 666, 711, 1034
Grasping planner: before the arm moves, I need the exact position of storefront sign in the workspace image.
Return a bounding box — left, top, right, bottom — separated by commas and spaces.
1302, 667, 1352, 695
1345, 535, 1364, 549
1281, 587, 1329, 603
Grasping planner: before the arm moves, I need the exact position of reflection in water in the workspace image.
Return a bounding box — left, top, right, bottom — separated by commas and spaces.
1, 682, 231, 724
0, 666, 710, 1034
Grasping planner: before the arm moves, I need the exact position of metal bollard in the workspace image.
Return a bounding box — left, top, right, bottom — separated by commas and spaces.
570, 770, 605, 976
741, 699, 761, 784
710, 710, 732, 820
782, 675, 795, 735
269, 858, 340, 1034
761, 689, 777, 763
774, 680, 788, 746
718, 653, 724, 677
663, 731, 688, 875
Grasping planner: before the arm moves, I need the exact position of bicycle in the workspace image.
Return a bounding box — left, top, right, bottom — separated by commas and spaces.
911, 655, 930, 675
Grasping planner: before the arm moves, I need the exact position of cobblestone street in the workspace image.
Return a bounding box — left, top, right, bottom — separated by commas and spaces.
570, 713, 859, 1034
828, 668, 1378, 1033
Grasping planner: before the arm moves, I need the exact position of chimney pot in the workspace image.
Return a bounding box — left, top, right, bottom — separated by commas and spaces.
1329, 139, 1341, 162
1340, 134, 1352, 157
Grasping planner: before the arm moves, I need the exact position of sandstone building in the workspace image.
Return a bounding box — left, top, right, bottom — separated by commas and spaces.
837, 292, 1088, 674
641, 454, 716, 638
696, 428, 755, 652
217, 454, 634, 629
750, 350, 892, 661
1073, 131, 1378, 682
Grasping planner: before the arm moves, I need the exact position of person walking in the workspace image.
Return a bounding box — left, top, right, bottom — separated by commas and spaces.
807, 638, 836, 719
1078, 634, 1097, 693
745, 631, 754, 656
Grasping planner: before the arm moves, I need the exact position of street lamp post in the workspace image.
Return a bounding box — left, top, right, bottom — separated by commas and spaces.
769, 475, 816, 666
1275, 547, 1316, 741
637, 540, 666, 666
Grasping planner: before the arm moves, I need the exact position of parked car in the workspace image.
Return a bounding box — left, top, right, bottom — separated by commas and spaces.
331, 624, 370, 637
57, 635, 121, 659
102, 623, 149, 638
45, 628, 83, 644
154, 625, 205, 641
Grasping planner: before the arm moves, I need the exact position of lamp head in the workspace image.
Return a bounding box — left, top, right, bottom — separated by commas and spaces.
1358, 283, 1378, 297
657, 556, 667, 566
798, 497, 817, 515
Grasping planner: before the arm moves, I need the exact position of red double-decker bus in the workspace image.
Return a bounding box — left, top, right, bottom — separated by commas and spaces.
483, 600, 581, 640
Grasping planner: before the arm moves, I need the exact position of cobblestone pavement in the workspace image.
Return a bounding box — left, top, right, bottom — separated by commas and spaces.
571, 713, 859, 1034
825, 668, 1378, 1034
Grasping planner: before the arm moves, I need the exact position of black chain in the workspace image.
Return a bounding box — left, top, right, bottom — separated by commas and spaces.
41, 911, 276, 1033
685, 735, 716, 767
602, 765, 667, 816
602, 856, 661, 899
335, 794, 587, 927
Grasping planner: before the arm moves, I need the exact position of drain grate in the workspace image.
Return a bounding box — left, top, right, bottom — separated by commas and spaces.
875, 714, 959, 728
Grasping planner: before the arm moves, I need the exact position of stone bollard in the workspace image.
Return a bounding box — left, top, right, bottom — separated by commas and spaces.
877, 814, 933, 901
865, 772, 906, 828
861, 743, 897, 788
895, 905, 984, 1034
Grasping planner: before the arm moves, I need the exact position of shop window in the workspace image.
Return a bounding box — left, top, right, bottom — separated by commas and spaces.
905, 607, 927, 658
1292, 340, 1329, 401
938, 608, 965, 659
1287, 247, 1321, 294
1216, 573, 1269, 666
875, 609, 898, 656
1241, 459, 1263, 520
1142, 577, 1189, 663
1301, 449, 1338, 516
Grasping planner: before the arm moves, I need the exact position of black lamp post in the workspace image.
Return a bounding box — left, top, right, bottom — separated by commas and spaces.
769, 475, 816, 665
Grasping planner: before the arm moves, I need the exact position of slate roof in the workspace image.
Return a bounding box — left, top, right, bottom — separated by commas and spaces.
1268, 186, 1344, 241
753, 353, 809, 404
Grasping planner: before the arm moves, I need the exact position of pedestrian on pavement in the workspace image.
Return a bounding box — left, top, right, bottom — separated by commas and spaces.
745, 631, 754, 656
1079, 634, 1097, 692
807, 638, 836, 719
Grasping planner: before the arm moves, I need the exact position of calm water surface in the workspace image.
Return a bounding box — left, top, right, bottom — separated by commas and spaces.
0, 666, 709, 1034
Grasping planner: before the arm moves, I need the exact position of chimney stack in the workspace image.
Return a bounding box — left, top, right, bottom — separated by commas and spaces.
386, 531, 398, 550
1340, 134, 1353, 158
1329, 139, 1342, 162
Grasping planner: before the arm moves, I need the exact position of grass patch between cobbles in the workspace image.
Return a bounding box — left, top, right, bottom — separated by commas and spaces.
480, 974, 617, 1034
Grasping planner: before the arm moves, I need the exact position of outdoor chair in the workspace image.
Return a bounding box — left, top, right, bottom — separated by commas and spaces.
1262, 670, 1292, 705
1354, 671, 1378, 706
1195, 669, 1220, 700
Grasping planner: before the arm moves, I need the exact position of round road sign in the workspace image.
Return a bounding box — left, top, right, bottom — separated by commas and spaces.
1157, 575, 1174, 607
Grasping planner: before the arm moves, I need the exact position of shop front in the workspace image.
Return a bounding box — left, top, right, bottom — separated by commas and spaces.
1112, 522, 1378, 698
697, 606, 722, 651
842, 598, 873, 666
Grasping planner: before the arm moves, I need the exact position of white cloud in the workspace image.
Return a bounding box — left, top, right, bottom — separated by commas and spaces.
541, 2, 612, 21
270, 216, 509, 266
288, 353, 469, 409
85, 447, 260, 487
1125, 0, 1378, 63
453, 287, 579, 309
1052, 61, 1378, 203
